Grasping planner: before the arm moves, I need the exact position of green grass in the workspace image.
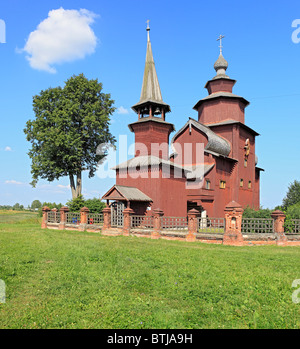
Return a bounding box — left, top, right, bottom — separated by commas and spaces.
0, 210, 40, 224
0, 215, 299, 329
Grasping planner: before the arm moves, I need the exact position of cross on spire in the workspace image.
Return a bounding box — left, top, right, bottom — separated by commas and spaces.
217, 35, 225, 54
146, 20, 150, 41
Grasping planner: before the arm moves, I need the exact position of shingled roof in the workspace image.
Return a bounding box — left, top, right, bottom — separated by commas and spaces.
170, 117, 231, 157
102, 185, 152, 202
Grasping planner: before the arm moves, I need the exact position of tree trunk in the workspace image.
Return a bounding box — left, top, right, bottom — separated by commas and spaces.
69, 172, 82, 199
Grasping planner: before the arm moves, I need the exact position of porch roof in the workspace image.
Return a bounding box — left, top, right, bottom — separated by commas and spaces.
102, 185, 153, 202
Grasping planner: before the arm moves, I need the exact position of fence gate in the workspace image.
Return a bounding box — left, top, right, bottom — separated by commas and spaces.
110, 201, 124, 227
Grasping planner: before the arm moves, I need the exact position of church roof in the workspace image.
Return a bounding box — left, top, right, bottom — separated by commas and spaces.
193, 91, 250, 110
170, 117, 231, 157
131, 24, 171, 114
185, 163, 215, 180
102, 185, 152, 202
111, 155, 188, 172
128, 115, 175, 132
207, 119, 259, 136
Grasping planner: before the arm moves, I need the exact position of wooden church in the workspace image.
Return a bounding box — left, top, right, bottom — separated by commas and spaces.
102, 25, 263, 219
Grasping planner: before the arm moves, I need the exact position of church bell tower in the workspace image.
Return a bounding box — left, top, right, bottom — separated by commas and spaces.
129, 21, 175, 160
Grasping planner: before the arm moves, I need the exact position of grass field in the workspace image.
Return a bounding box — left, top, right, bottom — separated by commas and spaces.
0, 211, 299, 329
0, 210, 39, 224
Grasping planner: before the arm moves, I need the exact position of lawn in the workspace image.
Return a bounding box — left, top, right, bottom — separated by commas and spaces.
0, 213, 299, 329
0, 210, 39, 224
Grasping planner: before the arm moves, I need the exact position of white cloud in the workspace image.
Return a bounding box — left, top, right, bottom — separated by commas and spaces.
4, 146, 12, 152
117, 106, 130, 114
21, 8, 98, 73
57, 184, 70, 189
5, 180, 26, 185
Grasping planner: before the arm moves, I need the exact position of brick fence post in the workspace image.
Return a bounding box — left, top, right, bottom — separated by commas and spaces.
79, 206, 89, 231
152, 209, 164, 239
41, 206, 50, 229
186, 209, 200, 242
123, 207, 134, 236
102, 205, 112, 233
271, 210, 287, 246
223, 201, 244, 246
59, 206, 69, 230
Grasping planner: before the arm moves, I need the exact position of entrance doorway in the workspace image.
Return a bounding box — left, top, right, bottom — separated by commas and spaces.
110, 201, 125, 227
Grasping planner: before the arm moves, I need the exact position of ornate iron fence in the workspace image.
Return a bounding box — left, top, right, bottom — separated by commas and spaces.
87, 213, 103, 226
198, 217, 225, 233
66, 212, 81, 225
161, 216, 188, 230
241, 218, 274, 234
131, 215, 154, 229
291, 219, 300, 234
47, 211, 61, 224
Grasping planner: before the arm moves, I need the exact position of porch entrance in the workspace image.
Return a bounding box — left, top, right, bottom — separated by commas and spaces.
110, 201, 125, 227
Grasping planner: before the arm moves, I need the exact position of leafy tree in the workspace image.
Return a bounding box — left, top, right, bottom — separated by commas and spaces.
66, 195, 85, 212
12, 203, 21, 211
38, 202, 63, 217
24, 74, 116, 199
84, 198, 106, 213
242, 206, 272, 218
31, 200, 42, 210
286, 202, 300, 219
282, 180, 300, 209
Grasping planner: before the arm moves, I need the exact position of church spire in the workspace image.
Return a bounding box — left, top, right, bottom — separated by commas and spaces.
131, 21, 171, 119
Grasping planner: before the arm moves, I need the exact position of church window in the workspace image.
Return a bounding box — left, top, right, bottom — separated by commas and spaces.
205, 179, 211, 189
248, 181, 252, 189
220, 180, 226, 189
240, 179, 244, 187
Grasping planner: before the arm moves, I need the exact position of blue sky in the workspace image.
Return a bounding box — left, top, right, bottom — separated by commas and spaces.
0, 0, 299, 208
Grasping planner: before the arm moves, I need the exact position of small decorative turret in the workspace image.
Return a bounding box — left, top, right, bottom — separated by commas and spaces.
213, 35, 229, 79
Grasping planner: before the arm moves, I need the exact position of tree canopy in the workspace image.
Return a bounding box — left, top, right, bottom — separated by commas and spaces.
24, 74, 116, 199
282, 180, 300, 209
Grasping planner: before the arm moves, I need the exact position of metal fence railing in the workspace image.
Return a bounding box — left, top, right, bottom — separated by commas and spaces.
241, 218, 274, 234
198, 217, 225, 233
161, 216, 188, 230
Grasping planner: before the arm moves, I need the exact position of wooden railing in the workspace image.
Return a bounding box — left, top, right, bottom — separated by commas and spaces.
47, 211, 61, 224
66, 212, 81, 225
87, 213, 103, 226
291, 219, 300, 234
161, 216, 188, 230
198, 217, 225, 233
131, 215, 154, 229
241, 218, 274, 234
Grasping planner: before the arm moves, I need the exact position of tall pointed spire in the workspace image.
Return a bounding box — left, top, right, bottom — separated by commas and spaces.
131, 21, 171, 119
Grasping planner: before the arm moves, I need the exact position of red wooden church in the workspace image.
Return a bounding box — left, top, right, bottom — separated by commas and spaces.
102, 26, 263, 219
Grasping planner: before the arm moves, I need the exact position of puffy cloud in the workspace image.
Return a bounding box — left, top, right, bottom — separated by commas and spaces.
5, 180, 26, 185
4, 146, 12, 151
116, 106, 130, 114
57, 184, 70, 189
21, 8, 98, 73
